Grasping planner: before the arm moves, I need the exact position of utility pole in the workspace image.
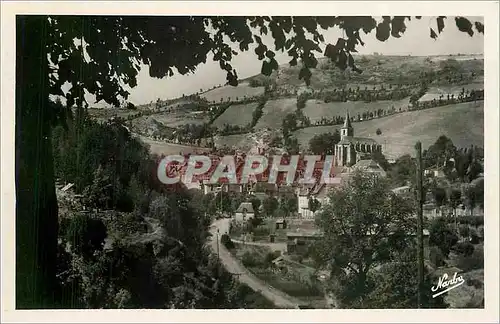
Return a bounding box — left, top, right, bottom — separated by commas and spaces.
415, 141, 425, 308
216, 228, 220, 262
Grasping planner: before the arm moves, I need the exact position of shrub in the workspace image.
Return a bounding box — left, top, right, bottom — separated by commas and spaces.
429, 217, 459, 257
264, 251, 281, 265
250, 217, 263, 228
458, 224, 470, 239
429, 246, 446, 267
65, 214, 108, 257
453, 242, 475, 257
452, 246, 484, 272
469, 228, 480, 244
221, 234, 235, 249
252, 225, 271, 237
457, 215, 484, 226
466, 277, 483, 289
241, 251, 262, 268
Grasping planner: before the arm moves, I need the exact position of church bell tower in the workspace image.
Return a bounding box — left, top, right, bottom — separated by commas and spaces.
341, 110, 354, 139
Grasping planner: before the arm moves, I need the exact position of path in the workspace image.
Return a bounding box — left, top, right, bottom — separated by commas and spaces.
209, 219, 301, 309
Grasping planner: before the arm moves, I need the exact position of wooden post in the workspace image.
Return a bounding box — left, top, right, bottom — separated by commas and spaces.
415, 142, 425, 308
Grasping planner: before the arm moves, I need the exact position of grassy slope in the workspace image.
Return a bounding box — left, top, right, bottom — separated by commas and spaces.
200, 82, 265, 103
137, 135, 210, 156
255, 98, 297, 129
153, 111, 208, 127
303, 97, 411, 123
294, 101, 484, 159
212, 102, 258, 128
419, 83, 484, 101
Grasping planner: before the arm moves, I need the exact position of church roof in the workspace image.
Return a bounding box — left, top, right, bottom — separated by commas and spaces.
338, 136, 378, 145
343, 110, 353, 128
352, 159, 387, 177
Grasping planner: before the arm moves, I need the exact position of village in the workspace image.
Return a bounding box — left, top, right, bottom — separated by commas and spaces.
12, 13, 489, 312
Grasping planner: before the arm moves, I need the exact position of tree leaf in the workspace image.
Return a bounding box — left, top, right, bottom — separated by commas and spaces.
261, 60, 272, 76
304, 53, 318, 69
437, 16, 446, 33
475, 21, 484, 34
455, 17, 474, 36
265, 50, 275, 59
376, 20, 391, 42
430, 28, 438, 39
324, 43, 338, 61
391, 16, 407, 38
298, 66, 312, 85
336, 50, 348, 70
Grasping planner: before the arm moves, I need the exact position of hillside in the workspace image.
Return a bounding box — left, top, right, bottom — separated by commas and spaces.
87, 54, 484, 162
137, 135, 211, 156
212, 102, 259, 128
302, 97, 411, 124
255, 98, 297, 130
200, 82, 265, 103
294, 101, 484, 159
261, 54, 483, 91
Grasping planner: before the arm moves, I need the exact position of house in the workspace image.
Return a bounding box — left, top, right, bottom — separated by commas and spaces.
221, 183, 245, 194
249, 181, 277, 196
201, 180, 220, 195
424, 166, 446, 178
296, 182, 340, 218
296, 184, 316, 218
277, 185, 296, 198
234, 202, 255, 222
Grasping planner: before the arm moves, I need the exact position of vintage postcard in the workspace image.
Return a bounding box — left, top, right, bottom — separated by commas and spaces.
1, 1, 498, 323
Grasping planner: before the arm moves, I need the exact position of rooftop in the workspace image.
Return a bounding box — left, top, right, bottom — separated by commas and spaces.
236, 202, 254, 213
338, 136, 378, 145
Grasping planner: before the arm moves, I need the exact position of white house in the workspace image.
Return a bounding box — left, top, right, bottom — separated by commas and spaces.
201, 180, 220, 195
296, 183, 338, 218
234, 202, 255, 222
297, 185, 315, 218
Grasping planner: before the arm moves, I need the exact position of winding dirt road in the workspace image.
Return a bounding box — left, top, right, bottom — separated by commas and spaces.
209, 219, 301, 309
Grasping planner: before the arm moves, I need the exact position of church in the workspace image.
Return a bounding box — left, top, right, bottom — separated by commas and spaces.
334, 110, 383, 167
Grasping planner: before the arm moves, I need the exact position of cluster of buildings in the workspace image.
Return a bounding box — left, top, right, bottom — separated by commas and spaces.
176, 111, 388, 221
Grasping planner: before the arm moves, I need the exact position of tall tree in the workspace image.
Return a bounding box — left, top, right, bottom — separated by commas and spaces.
308, 131, 340, 155
314, 171, 415, 307
262, 196, 279, 217
16, 15, 483, 308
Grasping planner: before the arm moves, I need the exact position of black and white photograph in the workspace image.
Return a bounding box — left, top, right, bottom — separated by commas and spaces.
1, 1, 499, 323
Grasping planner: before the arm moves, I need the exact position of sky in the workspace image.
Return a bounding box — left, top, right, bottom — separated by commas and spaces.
91, 16, 484, 107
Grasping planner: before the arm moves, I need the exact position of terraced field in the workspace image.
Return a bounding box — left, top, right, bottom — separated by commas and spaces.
419, 83, 484, 102
153, 111, 209, 127
294, 101, 484, 159
254, 98, 297, 130
200, 82, 265, 103
212, 102, 258, 128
